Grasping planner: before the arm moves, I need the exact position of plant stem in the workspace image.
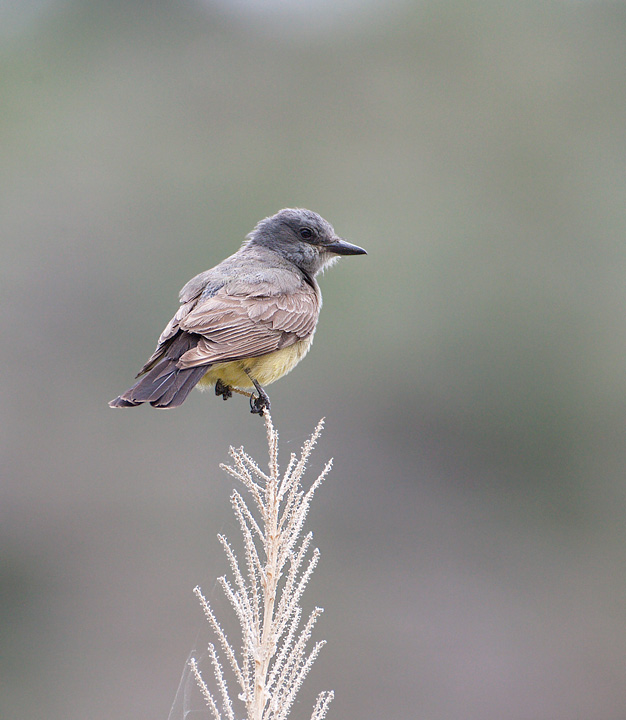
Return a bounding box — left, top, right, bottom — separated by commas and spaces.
253, 450, 280, 720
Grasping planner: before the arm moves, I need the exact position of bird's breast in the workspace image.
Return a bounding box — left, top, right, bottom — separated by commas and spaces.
197, 337, 314, 391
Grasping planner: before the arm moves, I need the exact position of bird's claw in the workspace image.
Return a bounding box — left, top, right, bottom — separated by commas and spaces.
244, 372, 270, 417
215, 379, 232, 401
250, 389, 270, 416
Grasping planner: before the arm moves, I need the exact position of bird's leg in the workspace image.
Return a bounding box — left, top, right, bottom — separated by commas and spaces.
250, 381, 270, 416
215, 379, 233, 401
245, 370, 271, 416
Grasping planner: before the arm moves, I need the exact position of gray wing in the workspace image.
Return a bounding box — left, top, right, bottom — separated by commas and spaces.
176, 281, 320, 368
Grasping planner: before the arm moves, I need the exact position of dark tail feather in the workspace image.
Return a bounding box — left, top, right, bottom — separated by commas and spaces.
108, 362, 207, 409
109, 332, 207, 409
150, 365, 207, 408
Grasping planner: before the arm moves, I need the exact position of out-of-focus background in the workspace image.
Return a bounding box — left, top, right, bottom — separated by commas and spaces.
2, 1, 626, 718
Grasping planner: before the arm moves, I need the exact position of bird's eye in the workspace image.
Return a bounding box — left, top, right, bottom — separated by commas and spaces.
299, 227, 313, 240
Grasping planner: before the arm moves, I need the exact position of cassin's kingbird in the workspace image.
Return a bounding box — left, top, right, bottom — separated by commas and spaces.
109, 208, 366, 414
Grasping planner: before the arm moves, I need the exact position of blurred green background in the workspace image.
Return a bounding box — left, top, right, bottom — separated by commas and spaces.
2, 1, 626, 718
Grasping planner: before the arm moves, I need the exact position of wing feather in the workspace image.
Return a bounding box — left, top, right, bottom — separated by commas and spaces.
176, 285, 319, 369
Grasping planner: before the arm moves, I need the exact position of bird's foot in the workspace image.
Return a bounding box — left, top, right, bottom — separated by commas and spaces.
215, 379, 232, 401
247, 376, 270, 417
250, 390, 270, 416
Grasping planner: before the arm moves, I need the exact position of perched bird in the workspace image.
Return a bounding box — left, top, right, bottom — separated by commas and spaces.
109, 208, 366, 415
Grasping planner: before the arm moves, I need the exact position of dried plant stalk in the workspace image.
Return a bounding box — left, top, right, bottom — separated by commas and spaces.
190, 411, 334, 720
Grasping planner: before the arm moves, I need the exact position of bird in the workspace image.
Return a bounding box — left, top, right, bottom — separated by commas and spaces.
109, 208, 366, 415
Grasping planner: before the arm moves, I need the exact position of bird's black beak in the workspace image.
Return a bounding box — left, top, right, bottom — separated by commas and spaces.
325, 237, 367, 256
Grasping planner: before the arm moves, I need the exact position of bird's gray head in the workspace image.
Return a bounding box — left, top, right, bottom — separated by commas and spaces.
246, 208, 366, 276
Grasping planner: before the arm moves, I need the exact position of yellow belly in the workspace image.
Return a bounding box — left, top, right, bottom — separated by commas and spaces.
196, 338, 313, 392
